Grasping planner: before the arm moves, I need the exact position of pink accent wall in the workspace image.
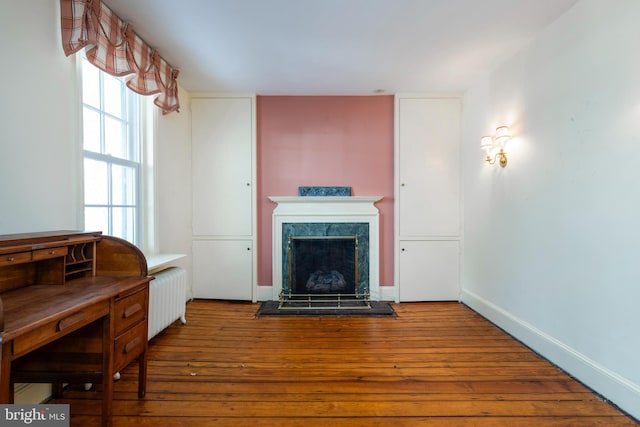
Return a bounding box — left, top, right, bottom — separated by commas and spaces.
257, 96, 395, 288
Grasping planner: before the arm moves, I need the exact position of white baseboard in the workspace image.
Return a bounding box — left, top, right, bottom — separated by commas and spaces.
14, 383, 51, 404
460, 289, 640, 421
379, 285, 398, 302
256, 285, 275, 301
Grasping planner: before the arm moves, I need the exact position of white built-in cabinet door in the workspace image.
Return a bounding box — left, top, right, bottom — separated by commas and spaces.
398, 98, 460, 237
192, 240, 253, 300
398, 240, 460, 301
192, 97, 253, 237
395, 96, 461, 302
191, 96, 256, 301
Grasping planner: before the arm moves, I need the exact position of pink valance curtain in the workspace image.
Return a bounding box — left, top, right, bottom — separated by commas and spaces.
60, 0, 180, 114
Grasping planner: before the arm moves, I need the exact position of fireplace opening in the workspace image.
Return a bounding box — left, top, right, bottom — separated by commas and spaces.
288, 236, 358, 296
278, 222, 371, 309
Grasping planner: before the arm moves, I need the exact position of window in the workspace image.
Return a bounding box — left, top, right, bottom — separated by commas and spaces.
81, 57, 141, 245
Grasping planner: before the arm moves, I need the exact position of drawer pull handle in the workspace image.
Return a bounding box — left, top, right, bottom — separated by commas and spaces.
57, 311, 86, 331
7, 257, 15, 262
49, 250, 56, 255
123, 303, 143, 319
124, 337, 142, 354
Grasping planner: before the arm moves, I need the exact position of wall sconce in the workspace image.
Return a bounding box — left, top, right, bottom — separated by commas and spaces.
480, 125, 511, 167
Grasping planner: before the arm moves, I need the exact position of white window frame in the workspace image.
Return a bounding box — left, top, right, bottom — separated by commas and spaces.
79, 56, 151, 248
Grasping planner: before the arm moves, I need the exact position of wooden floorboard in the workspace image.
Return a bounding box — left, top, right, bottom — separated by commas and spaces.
51, 300, 639, 426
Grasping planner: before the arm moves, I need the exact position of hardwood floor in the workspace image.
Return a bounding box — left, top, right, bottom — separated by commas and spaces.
54, 300, 638, 426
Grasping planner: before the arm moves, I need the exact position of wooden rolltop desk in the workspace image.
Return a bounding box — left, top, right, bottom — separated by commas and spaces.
0, 230, 152, 427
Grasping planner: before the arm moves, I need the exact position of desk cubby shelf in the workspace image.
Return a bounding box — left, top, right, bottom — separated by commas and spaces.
65, 242, 95, 279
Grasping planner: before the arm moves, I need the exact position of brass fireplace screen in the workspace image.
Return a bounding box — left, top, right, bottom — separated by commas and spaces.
281, 235, 370, 309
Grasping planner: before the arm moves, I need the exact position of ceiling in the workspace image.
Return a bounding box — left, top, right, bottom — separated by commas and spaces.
105, 0, 578, 95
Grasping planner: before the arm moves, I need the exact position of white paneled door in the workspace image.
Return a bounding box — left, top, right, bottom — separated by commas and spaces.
191, 97, 253, 237
397, 97, 460, 237
395, 96, 461, 302
191, 96, 256, 301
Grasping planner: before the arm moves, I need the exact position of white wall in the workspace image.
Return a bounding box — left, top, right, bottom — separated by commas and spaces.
0, 0, 79, 234
155, 91, 193, 297
461, 0, 640, 419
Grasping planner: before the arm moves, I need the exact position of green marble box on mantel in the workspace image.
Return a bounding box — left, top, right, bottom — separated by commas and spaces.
298, 186, 352, 197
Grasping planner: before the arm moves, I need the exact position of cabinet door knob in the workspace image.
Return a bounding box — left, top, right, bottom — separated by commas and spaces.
247, 247, 251, 251
401, 248, 406, 252
401, 183, 406, 187
246, 182, 251, 186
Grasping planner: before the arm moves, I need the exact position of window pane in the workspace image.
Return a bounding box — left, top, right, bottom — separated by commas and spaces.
112, 164, 136, 205
112, 207, 136, 242
84, 158, 109, 204
103, 73, 124, 118
104, 116, 126, 158
85, 207, 109, 234
82, 60, 100, 109
81, 61, 142, 247
82, 107, 101, 153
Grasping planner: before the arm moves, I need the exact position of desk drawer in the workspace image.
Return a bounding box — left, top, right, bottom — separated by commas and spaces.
0, 251, 31, 267
12, 300, 110, 359
115, 287, 147, 335
32, 246, 68, 261
114, 321, 147, 372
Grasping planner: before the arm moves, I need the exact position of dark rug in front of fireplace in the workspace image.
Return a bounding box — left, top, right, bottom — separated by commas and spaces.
256, 300, 396, 317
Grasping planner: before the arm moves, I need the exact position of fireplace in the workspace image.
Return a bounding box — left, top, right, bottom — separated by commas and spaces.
269, 195, 382, 306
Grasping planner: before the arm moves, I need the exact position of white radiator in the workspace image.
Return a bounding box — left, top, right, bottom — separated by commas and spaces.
148, 266, 187, 339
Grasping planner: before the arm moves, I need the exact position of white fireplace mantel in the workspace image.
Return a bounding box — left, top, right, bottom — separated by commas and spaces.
269, 196, 383, 301
269, 196, 382, 215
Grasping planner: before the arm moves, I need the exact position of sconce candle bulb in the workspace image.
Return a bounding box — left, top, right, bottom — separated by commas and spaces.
494, 126, 511, 146
480, 135, 493, 151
